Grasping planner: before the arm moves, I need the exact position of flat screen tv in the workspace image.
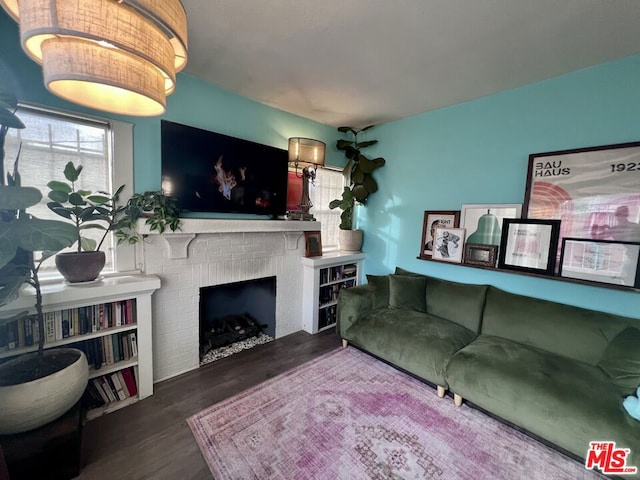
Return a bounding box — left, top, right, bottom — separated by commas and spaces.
161, 120, 288, 217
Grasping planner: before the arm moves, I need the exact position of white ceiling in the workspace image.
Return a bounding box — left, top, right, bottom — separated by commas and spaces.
183, 0, 640, 128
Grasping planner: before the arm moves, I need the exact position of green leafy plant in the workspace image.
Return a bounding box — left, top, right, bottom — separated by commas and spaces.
329, 125, 386, 229
0, 98, 77, 358
47, 162, 125, 252
115, 191, 180, 244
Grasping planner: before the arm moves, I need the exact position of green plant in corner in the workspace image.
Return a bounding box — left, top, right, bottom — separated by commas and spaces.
329, 125, 385, 229
115, 191, 180, 245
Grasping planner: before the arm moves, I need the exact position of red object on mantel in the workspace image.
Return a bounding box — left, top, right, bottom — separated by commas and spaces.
287, 171, 303, 211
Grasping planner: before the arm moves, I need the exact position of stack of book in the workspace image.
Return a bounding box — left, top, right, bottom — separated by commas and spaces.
0, 299, 137, 352
84, 367, 138, 408
68, 332, 137, 370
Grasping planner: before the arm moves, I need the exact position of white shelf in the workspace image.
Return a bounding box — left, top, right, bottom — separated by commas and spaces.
301, 253, 365, 333
0, 274, 160, 421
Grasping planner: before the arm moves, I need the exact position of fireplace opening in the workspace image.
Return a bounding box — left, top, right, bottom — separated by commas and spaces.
199, 276, 276, 365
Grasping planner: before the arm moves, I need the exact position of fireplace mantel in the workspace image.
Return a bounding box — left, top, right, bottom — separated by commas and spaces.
138, 218, 321, 259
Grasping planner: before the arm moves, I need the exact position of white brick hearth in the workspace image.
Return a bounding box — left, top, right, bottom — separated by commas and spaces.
138, 219, 319, 382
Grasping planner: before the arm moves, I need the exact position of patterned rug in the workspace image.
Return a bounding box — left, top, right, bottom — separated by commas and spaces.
188, 347, 604, 479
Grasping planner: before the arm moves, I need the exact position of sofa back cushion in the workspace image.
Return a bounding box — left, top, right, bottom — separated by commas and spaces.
388, 274, 427, 312
426, 278, 488, 333
366, 274, 390, 309
482, 286, 638, 366
598, 327, 640, 393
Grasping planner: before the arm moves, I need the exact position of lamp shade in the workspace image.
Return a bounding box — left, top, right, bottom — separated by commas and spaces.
1, 0, 188, 117
288, 138, 326, 167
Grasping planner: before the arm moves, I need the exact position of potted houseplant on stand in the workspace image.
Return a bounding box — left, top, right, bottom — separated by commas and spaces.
329, 125, 386, 252
47, 162, 125, 283
0, 94, 87, 435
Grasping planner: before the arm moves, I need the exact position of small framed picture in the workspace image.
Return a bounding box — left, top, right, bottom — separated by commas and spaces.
431, 227, 466, 264
304, 231, 322, 257
559, 237, 640, 288
498, 219, 561, 275
463, 244, 498, 268
420, 210, 460, 259
460, 204, 522, 246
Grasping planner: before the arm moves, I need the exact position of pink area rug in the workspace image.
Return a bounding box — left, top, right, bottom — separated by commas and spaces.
188, 347, 603, 479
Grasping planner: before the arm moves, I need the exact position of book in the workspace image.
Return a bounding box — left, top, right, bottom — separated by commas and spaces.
120, 367, 138, 397
54, 310, 63, 340
91, 378, 110, 404
99, 376, 117, 402
129, 332, 138, 357
110, 373, 127, 401
17, 317, 25, 347
116, 370, 131, 397
61, 309, 70, 338
112, 334, 121, 363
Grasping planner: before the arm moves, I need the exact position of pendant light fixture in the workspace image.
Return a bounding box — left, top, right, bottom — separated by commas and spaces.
0, 0, 188, 116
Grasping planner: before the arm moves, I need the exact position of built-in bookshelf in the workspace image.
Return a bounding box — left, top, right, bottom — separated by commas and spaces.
0, 275, 160, 420
301, 252, 365, 333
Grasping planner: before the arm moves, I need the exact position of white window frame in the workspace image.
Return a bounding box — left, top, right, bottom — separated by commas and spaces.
12, 103, 137, 281
310, 166, 345, 253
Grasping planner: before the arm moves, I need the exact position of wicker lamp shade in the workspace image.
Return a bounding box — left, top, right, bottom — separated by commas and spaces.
0, 0, 188, 116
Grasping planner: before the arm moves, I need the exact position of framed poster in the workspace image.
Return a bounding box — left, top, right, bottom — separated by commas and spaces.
419, 210, 460, 259
431, 227, 465, 264
304, 231, 322, 257
559, 237, 640, 288
498, 219, 561, 275
463, 244, 498, 268
523, 142, 640, 263
460, 204, 522, 246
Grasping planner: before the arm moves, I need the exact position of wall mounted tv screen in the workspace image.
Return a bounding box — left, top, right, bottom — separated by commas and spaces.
161, 120, 288, 217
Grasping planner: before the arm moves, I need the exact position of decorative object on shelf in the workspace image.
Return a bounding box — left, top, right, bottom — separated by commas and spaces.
498, 219, 561, 275
558, 237, 640, 288
0, 0, 188, 116
0, 104, 88, 434
287, 137, 326, 221
115, 191, 181, 245
524, 142, 640, 260
431, 227, 466, 264
47, 161, 126, 283
419, 210, 460, 259
330, 125, 386, 252
463, 244, 498, 268
304, 231, 323, 258
460, 204, 522, 246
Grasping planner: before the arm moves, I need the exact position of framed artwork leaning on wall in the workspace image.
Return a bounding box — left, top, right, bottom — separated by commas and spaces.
420, 211, 460, 259
431, 227, 466, 264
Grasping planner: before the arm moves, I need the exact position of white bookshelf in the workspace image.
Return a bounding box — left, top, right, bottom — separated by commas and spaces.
301, 252, 365, 333
0, 274, 161, 420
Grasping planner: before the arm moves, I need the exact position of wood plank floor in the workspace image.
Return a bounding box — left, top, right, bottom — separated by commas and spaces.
78, 329, 341, 479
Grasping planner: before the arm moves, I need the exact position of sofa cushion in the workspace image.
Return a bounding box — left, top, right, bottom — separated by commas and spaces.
344, 308, 476, 387
598, 327, 640, 393
446, 335, 640, 463
426, 277, 488, 333
366, 274, 390, 309
388, 274, 427, 312
481, 287, 637, 366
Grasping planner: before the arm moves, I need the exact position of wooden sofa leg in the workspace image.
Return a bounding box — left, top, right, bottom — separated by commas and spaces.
436, 386, 446, 398
342, 339, 348, 348
454, 394, 463, 407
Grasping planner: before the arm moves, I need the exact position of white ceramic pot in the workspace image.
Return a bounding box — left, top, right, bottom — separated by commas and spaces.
0, 348, 89, 434
339, 229, 363, 253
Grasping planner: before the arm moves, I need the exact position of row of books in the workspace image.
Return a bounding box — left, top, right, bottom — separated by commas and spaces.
83, 367, 138, 409
68, 332, 138, 370
318, 304, 337, 330
320, 264, 357, 284
0, 299, 137, 352
319, 279, 355, 305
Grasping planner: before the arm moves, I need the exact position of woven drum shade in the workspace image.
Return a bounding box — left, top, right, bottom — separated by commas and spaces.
43, 37, 166, 116
0, 0, 188, 116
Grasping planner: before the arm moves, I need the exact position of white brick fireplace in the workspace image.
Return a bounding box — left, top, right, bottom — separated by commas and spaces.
137, 219, 319, 382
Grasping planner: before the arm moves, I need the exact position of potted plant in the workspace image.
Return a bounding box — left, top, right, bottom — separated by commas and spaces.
47, 162, 125, 283
115, 190, 180, 245
329, 125, 386, 252
0, 95, 88, 434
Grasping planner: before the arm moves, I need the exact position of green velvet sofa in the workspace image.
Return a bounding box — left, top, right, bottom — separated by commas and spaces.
336, 268, 640, 474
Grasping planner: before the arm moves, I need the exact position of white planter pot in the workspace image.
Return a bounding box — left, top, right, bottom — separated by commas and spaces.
0, 348, 89, 434
339, 229, 363, 253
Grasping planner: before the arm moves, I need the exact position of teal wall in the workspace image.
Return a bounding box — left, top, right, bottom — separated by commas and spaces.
0, 11, 341, 197
359, 55, 640, 318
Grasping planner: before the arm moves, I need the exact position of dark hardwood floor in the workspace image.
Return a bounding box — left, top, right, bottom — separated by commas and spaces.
78, 329, 341, 480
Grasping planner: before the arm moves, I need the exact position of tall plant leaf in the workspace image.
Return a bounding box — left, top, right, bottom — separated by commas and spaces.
15, 218, 77, 252
0, 185, 42, 210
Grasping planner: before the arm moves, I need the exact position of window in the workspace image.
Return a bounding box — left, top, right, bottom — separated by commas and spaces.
3, 104, 134, 277
309, 168, 345, 251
